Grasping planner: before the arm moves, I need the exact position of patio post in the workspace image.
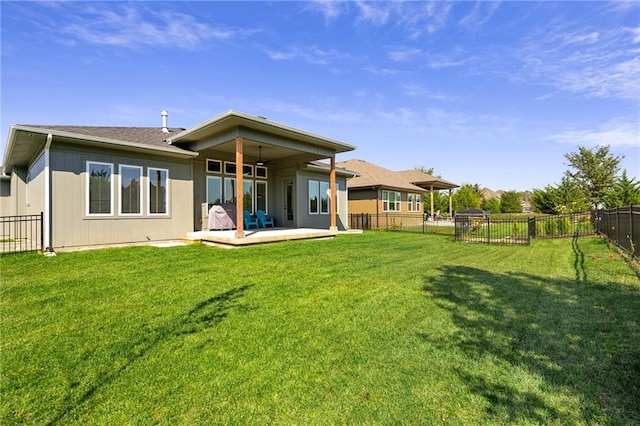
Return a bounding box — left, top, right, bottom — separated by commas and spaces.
448, 189, 453, 217
430, 185, 435, 218
330, 156, 337, 231
235, 136, 245, 238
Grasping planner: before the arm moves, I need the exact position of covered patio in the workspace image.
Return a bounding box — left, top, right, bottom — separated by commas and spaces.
185, 227, 339, 246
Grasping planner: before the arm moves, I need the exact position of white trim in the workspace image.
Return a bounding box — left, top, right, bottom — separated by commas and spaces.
382, 190, 401, 212
206, 175, 222, 207
148, 167, 169, 216
206, 159, 222, 173
256, 180, 268, 214
309, 179, 319, 215
86, 161, 114, 217
119, 164, 143, 216
320, 181, 330, 214
43, 134, 52, 250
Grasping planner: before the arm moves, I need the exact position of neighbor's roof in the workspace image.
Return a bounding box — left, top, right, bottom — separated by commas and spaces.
3, 125, 197, 171
336, 159, 459, 192
335, 159, 426, 192
396, 169, 459, 190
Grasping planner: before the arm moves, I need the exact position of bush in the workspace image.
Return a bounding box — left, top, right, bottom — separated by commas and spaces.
545, 219, 558, 236
557, 217, 571, 235
536, 220, 546, 237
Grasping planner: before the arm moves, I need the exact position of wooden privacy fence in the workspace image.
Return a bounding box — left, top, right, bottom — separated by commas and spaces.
0, 213, 43, 254
593, 205, 639, 258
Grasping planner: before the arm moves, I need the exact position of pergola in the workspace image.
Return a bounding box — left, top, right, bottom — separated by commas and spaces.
398, 171, 460, 217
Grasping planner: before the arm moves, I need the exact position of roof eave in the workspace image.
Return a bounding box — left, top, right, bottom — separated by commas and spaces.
169, 110, 356, 154
4, 125, 198, 170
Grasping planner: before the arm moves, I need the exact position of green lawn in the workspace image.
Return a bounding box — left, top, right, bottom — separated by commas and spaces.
1, 233, 639, 424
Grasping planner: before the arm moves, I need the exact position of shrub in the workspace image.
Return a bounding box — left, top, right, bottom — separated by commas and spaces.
557, 217, 571, 235
545, 219, 558, 236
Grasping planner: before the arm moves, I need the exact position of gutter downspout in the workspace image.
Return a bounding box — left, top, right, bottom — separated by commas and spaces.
43, 134, 55, 255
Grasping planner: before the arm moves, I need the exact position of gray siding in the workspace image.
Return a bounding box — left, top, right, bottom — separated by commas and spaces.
296, 169, 348, 230
49, 142, 193, 249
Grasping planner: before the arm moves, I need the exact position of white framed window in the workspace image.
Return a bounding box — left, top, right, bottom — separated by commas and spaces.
256, 166, 267, 179
120, 165, 143, 215
207, 159, 222, 173
320, 181, 330, 214
309, 180, 319, 214
87, 161, 113, 216
148, 167, 169, 215
207, 176, 222, 209
224, 177, 236, 203
243, 164, 253, 177
256, 181, 267, 213
243, 180, 254, 213
224, 162, 236, 175
382, 190, 401, 212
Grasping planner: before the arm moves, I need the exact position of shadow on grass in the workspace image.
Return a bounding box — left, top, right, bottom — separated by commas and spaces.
420, 240, 640, 424
48, 284, 253, 425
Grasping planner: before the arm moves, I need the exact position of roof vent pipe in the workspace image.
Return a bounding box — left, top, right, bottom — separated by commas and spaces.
161, 110, 169, 133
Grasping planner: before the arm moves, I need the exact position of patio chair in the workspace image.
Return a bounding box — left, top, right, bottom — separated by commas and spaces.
256, 210, 275, 228
243, 210, 259, 229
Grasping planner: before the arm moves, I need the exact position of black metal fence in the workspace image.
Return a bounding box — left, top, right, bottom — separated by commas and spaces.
349, 213, 455, 235
454, 212, 596, 245
0, 213, 43, 254
593, 205, 639, 258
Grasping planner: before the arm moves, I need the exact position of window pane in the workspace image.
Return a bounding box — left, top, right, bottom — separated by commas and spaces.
121, 166, 141, 214
224, 178, 236, 203
225, 162, 236, 175
243, 180, 253, 212
243, 164, 253, 177
309, 180, 319, 214
256, 181, 267, 212
149, 168, 168, 214
320, 181, 329, 214
88, 162, 112, 215
207, 176, 222, 209
207, 160, 222, 173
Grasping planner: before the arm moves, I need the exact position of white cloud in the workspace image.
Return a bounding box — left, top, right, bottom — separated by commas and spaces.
546, 116, 640, 147
60, 4, 258, 50
459, 1, 501, 28
262, 45, 350, 66
402, 83, 450, 100
512, 23, 640, 101
306, 1, 347, 24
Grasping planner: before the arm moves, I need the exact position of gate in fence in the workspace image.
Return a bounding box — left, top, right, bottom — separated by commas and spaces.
1, 213, 43, 254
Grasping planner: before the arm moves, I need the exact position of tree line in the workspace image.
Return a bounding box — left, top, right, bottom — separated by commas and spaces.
422, 145, 640, 215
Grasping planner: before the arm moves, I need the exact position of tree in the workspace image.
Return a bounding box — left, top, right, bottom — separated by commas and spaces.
414, 165, 439, 177
481, 197, 501, 214
603, 170, 640, 208
564, 145, 623, 209
500, 191, 523, 213
453, 184, 482, 211
531, 177, 589, 214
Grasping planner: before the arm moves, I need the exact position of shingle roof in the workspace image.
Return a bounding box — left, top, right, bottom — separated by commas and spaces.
396, 169, 459, 190
23, 125, 187, 150
335, 159, 425, 192
336, 159, 459, 192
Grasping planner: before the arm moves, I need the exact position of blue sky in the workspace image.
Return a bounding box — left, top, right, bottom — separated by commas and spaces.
1, 1, 638, 191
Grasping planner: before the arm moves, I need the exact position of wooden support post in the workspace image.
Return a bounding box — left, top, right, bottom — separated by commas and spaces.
330, 156, 337, 231
235, 137, 245, 238
449, 189, 453, 217
430, 185, 435, 218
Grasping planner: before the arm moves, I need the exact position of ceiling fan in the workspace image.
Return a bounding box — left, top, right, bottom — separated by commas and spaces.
255, 146, 272, 166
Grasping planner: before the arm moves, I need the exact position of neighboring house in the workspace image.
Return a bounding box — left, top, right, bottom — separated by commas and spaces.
1, 110, 356, 251
336, 159, 459, 229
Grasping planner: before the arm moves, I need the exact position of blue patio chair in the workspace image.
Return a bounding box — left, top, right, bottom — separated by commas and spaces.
243, 210, 259, 229
256, 210, 275, 228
